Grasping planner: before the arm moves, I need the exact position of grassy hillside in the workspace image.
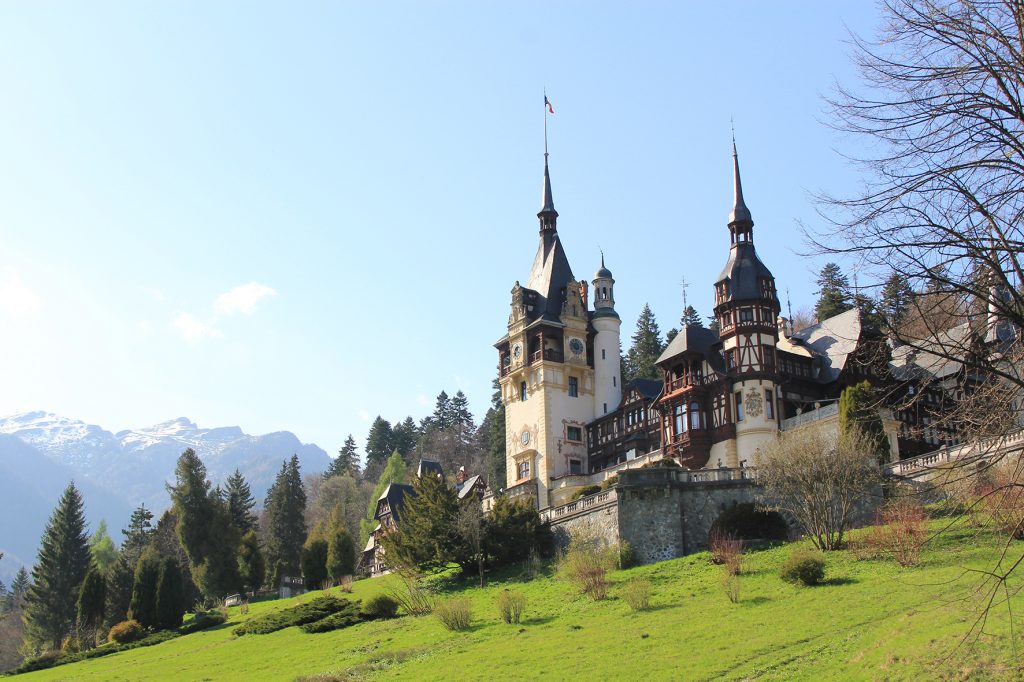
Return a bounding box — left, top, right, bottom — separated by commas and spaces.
14, 522, 1022, 681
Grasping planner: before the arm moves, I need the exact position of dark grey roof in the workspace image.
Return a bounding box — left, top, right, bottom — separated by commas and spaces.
629, 378, 663, 400
594, 253, 612, 280
781, 307, 862, 383
591, 307, 620, 320
728, 142, 753, 226
656, 325, 720, 365
375, 482, 414, 523
417, 459, 444, 480
715, 243, 777, 302
525, 231, 576, 323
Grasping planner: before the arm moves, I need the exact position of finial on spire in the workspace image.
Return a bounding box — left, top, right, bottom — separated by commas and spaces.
538, 92, 558, 233
600, 249, 605, 268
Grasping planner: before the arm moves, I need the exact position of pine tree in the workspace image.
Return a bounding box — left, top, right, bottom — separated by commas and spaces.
665, 327, 679, 344
264, 455, 307, 573
236, 531, 265, 592
10, 567, 30, 601
363, 417, 394, 478
360, 451, 408, 542
378, 470, 462, 573
76, 567, 106, 645
839, 380, 892, 463
814, 262, 854, 321
128, 551, 160, 628
483, 378, 506, 492
154, 557, 186, 630
168, 448, 241, 599
224, 469, 258, 536
880, 273, 914, 328
391, 417, 419, 463
451, 391, 474, 430
150, 510, 200, 611
326, 435, 360, 479
24, 482, 92, 651
326, 521, 355, 583
681, 305, 703, 328
429, 391, 453, 429
300, 539, 329, 590
122, 505, 154, 553
623, 303, 664, 383
88, 520, 117, 574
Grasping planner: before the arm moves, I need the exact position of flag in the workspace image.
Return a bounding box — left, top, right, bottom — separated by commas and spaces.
544, 95, 554, 114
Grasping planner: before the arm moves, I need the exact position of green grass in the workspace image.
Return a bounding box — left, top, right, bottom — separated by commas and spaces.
13, 522, 1024, 681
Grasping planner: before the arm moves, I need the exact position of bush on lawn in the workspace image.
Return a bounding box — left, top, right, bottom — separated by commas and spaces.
300, 601, 363, 633
434, 597, 472, 631
108, 619, 144, 644
620, 578, 651, 611
233, 595, 350, 635
496, 589, 527, 624
361, 594, 400, 620
779, 550, 826, 586
179, 609, 227, 635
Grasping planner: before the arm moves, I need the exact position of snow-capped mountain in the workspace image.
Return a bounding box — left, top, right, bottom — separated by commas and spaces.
0, 411, 332, 577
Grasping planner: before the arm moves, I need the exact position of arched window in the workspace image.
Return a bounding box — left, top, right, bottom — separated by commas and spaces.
518, 460, 530, 480
520, 382, 528, 401
689, 401, 701, 430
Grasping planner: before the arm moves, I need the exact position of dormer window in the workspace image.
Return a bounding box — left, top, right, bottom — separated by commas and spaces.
760, 277, 774, 299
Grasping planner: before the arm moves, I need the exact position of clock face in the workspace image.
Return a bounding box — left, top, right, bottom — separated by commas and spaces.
521, 430, 530, 446
569, 338, 584, 356
512, 344, 522, 359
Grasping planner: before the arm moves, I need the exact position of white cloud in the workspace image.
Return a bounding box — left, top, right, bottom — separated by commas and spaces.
358, 409, 370, 422
0, 267, 40, 317
417, 394, 431, 406
215, 282, 277, 316
174, 313, 222, 343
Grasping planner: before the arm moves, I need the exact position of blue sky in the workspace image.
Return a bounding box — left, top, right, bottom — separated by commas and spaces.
0, 2, 880, 460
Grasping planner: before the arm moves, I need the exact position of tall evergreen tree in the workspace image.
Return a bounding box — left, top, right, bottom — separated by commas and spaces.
839, 380, 892, 463
391, 417, 419, 463
154, 557, 186, 630
88, 520, 117, 574
814, 262, 854, 321
378, 470, 462, 573
450, 390, 474, 430
681, 305, 703, 328
76, 567, 106, 645
483, 378, 506, 491
300, 539, 329, 590
24, 482, 92, 651
429, 391, 453, 429
665, 327, 679, 344
326, 520, 356, 583
122, 505, 154, 553
360, 451, 408, 542
264, 455, 307, 573
128, 551, 161, 628
150, 510, 200, 610
880, 272, 914, 328
623, 303, 664, 382
236, 531, 265, 592
10, 567, 30, 601
168, 448, 240, 599
326, 435, 360, 479
224, 469, 258, 536
363, 417, 394, 479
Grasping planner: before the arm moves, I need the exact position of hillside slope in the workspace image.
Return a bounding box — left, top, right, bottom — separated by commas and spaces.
14, 523, 1022, 681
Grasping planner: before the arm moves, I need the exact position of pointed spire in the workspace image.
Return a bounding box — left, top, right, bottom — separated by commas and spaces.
728, 140, 753, 227
538, 152, 558, 233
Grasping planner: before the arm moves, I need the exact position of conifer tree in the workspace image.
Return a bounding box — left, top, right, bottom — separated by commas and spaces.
236, 531, 265, 592
326, 435, 360, 479
76, 567, 106, 645
429, 391, 453, 429
10, 567, 30, 602
814, 262, 854, 321
122, 505, 154, 552
665, 328, 679, 344
363, 417, 394, 478
300, 539, 329, 590
360, 451, 408, 542
681, 305, 703, 328
326, 522, 355, 583
264, 455, 307, 573
224, 469, 258, 536
88, 520, 117, 574
623, 303, 665, 382
391, 417, 419, 463
483, 378, 506, 492
880, 273, 914, 328
154, 557, 186, 630
168, 448, 241, 599
378, 470, 462, 573
128, 551, 160, 628
451, 390, 474, 430
24, 482, 92, 651
838, 380, 892, 463
150, 510, 200, 609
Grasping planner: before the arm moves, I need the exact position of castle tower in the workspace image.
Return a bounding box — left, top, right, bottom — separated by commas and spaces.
592, 254, 622, 416
711, 141, 781, 467
496, 152, 595, 509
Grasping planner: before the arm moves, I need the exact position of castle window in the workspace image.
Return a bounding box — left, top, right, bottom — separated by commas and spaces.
762, 345, 775, 368
689, 401, 701, 430
569, 459, 583, 474
739, 308, 754, 322
567, 426, 582, 442
765, 390, 775, 420
613, 376, 617, 387
520, 382, 528, 401
674, 403, 686, 436
726, 350, 736, 370
602, 348, 606, 359
735, 391, 744, 421
603, 402, 608, 414
568, 376, 579, 397
518, 460, 530, 480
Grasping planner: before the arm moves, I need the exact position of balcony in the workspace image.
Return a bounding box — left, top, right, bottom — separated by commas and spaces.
529, 348, 564, 364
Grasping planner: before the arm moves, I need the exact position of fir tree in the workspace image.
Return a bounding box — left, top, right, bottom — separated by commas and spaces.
264, 455, 307, 573
880, 273, 914, 328
76, 567, 106, 645
623, 303, 664, 382
326, 523, 355, 583
168, 448, 241, 599
88, 520, 117, 574
814, 262, 854, 321
429, 391, 453, 429
24, 482, 92, 651
224, 469, 258, 536
450, 390, 474, 430
681, 305, 703, 328
300, 539, 329, 590
10, 567, 30, 601
483, 378, 506, 492
665, 327, 679, 344
128, 551, 160, 628
150, 510, 200, 610
363, 417, 394, 478
236, 531, 265, 592
360, 451, 408, 542
378, 470, 462, 573
326, 435, 360, 479
122, 505, 154, 553
391, 417, 419, 463
838, 380, 892, 463
154, 557, 186, 630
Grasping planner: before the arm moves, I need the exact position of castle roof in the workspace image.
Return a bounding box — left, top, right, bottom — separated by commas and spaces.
778, 307, 862, 383
656, 325, 721, 366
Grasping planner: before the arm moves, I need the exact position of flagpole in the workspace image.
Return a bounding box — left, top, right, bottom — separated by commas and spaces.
543, 89, 548, 157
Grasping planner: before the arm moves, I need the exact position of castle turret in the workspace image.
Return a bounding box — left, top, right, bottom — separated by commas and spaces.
592, 254, 622, 415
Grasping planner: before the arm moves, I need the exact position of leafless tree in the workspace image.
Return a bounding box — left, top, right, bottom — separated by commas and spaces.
455, 501, 486, 588
757, 428, 882, 550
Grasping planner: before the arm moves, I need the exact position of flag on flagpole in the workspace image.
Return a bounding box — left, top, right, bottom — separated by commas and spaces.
544, 95, 554, 114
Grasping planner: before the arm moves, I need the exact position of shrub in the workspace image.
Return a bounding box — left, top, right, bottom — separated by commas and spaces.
300, 601, 362, 633
780, 550, 826, 586
434, 597, 472, 631
708, 528, 743, 575
620, 578, 651, 611
179, 609, 227, 635
978, 465, 1024, 539
496, 590, 527, 624
108, 619, 144, 644
721, 572, 741, 604
572, 485, 602, 500
600, 475, 619, 490
233, 596, 350, 635
361, 594, 400, 620
385, 570, 434, 616
709, 503, 789, 542
338, 575, 354, 593
558, 539, 612, 600
617, 541, 635, 569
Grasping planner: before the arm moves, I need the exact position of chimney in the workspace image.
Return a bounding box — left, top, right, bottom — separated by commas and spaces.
777, 316, 792, 339
456, 466, 467, 485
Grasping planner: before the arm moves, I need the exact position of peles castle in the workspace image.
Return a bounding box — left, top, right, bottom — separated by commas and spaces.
494, 143, 953, 513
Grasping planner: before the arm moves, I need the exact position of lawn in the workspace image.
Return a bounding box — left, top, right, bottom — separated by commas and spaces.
13, 521, 1023, 681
